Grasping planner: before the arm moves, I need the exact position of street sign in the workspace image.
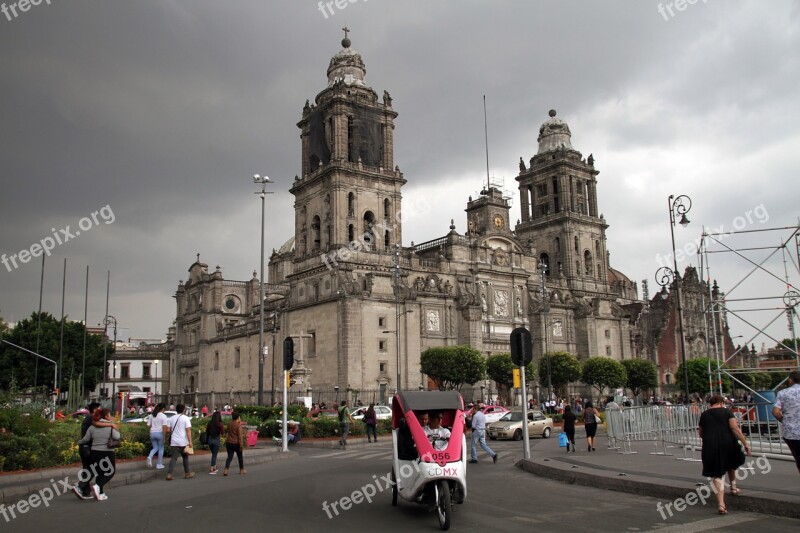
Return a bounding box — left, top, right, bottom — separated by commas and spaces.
510, 327, 533, 366
512, 368, 521, 388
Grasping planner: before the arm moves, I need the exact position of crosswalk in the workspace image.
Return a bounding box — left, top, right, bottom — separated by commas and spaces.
305, 447, 393, 461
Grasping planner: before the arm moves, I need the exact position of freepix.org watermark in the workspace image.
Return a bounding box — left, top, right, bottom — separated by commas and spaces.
320, 197, 430, 271
657, 0, 708, 21
1, 0, 51, 23
1, 204, 115, 273
655, 456, 771, 520
0, 456, 114, 522
317, 0, 367, 20
322, 452, 454, 519
655, 203, 768, 268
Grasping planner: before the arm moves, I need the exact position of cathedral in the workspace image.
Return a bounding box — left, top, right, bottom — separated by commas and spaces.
167, 33, 733, 405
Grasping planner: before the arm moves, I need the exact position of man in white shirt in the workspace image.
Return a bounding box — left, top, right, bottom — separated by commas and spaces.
773, 371, 800, 475
424, 412, 451, 451
166, 404, 194, 480
468, 404, 498, 464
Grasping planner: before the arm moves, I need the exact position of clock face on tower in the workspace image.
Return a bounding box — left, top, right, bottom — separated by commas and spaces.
493, 214, 505, 229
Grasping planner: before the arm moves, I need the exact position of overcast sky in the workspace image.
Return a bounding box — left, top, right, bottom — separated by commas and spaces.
1, 1, 798, 351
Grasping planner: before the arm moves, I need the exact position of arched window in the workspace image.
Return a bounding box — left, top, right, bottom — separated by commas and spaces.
539, 253, 550, 276
574, 236, 579, 253
384, 198, 391, 219
348, 192, 355, 216
348, 224, 354, 243
363, 211, 375, 250
312, 215, 321, 251
584, 250, 593, 277
384, 230, 390, 249
528, 185, 535, 220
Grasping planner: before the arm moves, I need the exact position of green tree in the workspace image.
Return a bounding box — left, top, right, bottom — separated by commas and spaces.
0, 313, 8, 336
538, 351, 582, 398
676, 357, 732, 396
737, 371, 772, 392
582, 356, 627, 400
621, 359, 658, 399
420, 345, 486, 391
486, 353, 535, 404
0, 312, 109, 396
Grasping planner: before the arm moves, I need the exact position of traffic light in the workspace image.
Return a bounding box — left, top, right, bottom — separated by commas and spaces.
283, 337, 294, 371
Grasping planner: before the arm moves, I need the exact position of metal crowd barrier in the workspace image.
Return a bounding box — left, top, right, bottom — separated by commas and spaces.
606, 402, 794, 461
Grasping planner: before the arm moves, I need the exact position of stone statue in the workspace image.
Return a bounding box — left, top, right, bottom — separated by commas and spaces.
587, 153, 594, 166
516, 297, 523, 316
519, 157, 526, 172
481, 294, 488, 313
383, 90, 392, 107
443, 280, 453, 295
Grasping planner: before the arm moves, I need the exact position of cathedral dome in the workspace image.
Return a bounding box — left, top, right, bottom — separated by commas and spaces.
327, 31, 367, 88
537, 109, 574, 154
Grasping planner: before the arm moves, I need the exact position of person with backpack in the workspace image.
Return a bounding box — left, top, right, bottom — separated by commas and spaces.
338, 400, 354, 446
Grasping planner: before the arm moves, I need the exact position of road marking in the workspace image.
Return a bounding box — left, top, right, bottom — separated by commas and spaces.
644, 513, 760, 532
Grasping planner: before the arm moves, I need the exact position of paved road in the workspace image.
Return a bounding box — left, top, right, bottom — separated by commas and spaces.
5, 439, 799, 532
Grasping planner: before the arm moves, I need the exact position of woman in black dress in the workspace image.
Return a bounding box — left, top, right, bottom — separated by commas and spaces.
583, 401, 600, 451
562, 405, 576, 452
698, 395, 751, 514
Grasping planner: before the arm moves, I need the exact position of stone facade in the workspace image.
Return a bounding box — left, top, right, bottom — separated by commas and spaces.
168, 35, 733, 401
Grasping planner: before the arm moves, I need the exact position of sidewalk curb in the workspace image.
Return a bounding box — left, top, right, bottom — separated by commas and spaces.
516, 457, 800, 519
0, 445, 296, 504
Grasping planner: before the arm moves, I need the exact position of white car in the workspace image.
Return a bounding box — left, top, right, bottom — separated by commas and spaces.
482, 405, 511, 423
123, 410, 178, 423
350, 405, 392, 420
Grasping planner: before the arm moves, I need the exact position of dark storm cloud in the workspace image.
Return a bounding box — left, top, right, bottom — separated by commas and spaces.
0, 0, 797, 340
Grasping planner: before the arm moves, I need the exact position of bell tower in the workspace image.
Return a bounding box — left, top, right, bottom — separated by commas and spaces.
515, 110, 609, 293
291, 29, 404, 261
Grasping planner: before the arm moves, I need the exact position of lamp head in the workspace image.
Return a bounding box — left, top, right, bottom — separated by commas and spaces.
678, 214, 690, 227
659, 286, 669, 300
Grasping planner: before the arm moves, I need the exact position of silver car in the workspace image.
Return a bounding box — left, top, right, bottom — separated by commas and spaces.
487, 410, 553, 440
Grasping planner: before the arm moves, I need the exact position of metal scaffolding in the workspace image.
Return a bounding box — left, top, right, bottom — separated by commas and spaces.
698, 220, 800, 397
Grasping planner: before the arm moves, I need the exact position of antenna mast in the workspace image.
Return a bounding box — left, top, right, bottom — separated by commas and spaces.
483, 95, 490, 194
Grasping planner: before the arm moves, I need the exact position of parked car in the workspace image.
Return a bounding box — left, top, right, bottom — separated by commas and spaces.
487, 410, 553, 440
350, 405, 392, 420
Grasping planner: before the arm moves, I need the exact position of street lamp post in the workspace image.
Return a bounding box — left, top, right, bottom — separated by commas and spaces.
153, 360, 159, 396
2, 340, 58, 421
103, 315, 118, 412
538, 261, 552, 402
271, 309, 280, 406
392, 244, 402, 392
254, 174, 273, 406
666, 193, 692, 403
